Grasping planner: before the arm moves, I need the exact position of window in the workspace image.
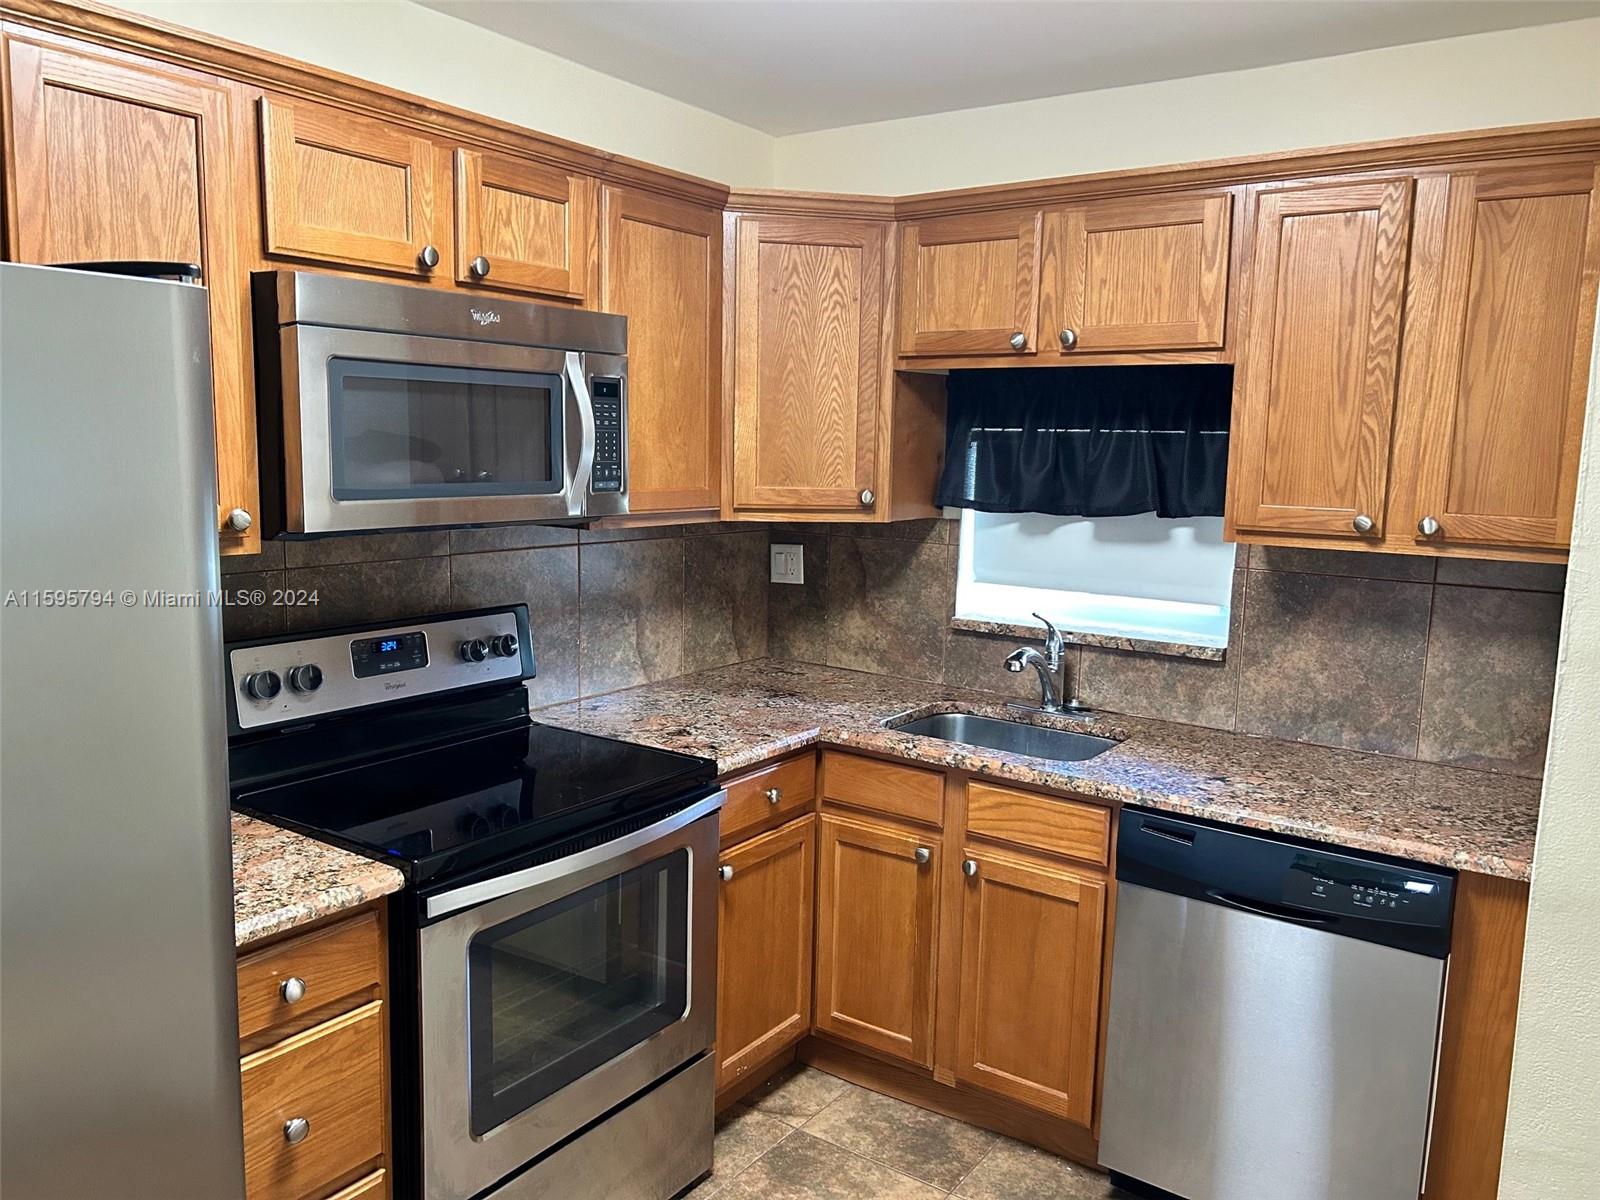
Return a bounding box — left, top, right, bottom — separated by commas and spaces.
955, 509, 1236, 649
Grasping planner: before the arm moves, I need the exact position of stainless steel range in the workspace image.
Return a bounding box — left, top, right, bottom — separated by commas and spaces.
226, 605, 722, 1200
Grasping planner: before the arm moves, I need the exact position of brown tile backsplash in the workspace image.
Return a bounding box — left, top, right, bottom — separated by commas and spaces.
769, 522, 1564, 777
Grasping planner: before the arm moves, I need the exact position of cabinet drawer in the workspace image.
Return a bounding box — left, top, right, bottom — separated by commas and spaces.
965, 781, 1110, 867
325, 1169, 386, 1200
822, 752, 944, 827
722, 754, 817, 842
241, 1001, 385, 1200
238, 912, 383, 1042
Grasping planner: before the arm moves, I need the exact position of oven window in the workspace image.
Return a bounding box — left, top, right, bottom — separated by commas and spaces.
466, 849, 689, 1135
327, 359, 563, 499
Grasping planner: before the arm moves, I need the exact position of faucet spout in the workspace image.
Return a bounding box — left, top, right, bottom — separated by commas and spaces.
1004, 647, 1061, 712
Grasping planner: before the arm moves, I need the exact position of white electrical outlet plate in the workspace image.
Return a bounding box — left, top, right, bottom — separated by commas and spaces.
770, 543, 805, 584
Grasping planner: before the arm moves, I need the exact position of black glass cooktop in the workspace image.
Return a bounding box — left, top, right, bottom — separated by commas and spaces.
233, 718, 718, 885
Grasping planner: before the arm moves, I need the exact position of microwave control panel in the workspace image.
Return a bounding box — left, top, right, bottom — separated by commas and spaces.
591, 376, 623, 493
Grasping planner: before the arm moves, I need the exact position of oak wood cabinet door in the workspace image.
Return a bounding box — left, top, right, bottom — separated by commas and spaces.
715, 815, 816, 1091
600, 187, 721, 513
897, 209, 1041, 356
1050, 193, 1231, 353
455, 149, 595, 300
259, 95, 440, 277
814, 813, 939, 1067
730, 215, 885, 516
3, 32, 260, 554
1397, 162, 1600, 552
954, 848, 1106, 1126
1228, 178, 1413, 540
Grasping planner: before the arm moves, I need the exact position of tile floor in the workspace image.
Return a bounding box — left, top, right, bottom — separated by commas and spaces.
686, 1065, 1137, 1199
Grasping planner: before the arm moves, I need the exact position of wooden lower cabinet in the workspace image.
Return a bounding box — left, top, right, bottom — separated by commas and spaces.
236, 907, 390, 1200
953, 847, 1106, 1126
715, 814, 816, 1089
814, 811, 941, 1067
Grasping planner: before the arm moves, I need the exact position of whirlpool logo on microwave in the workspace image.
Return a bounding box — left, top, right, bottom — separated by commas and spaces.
469, 308, 502, 327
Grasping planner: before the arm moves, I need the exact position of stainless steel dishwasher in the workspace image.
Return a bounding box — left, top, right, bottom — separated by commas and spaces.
1099, 807, 1455, 1200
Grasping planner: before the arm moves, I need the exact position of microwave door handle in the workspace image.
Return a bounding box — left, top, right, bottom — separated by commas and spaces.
565, 351, 595, 518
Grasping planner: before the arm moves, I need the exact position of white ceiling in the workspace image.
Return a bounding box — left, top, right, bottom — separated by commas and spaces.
417, 0, 1600, 136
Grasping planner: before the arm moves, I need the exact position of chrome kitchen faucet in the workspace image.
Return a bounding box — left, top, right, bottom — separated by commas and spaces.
1005, 613, 1092, 715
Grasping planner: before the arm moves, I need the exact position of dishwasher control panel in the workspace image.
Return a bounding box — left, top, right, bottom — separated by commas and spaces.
1285, 854, 1453, 927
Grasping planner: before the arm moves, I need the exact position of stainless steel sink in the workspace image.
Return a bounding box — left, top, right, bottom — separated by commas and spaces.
892, 712, 1118, 761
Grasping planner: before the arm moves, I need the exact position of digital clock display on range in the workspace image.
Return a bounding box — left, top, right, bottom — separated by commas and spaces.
351, 631, 428, 678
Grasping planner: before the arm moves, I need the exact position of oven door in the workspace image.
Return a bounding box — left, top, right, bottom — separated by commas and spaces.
417, 794, 722, 1200
280, 324, 596, 533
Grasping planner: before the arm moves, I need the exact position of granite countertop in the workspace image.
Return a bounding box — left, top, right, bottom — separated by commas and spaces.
232, 814, 406, 949
532, 660, 1541, 881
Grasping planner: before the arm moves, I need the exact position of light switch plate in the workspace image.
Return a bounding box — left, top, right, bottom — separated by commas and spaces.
770, 543, 805, 584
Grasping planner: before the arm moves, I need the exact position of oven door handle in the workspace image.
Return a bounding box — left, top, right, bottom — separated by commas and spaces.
424, 789, 726, 920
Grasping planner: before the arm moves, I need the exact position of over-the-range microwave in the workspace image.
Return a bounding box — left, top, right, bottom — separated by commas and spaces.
252, 270, 627, 537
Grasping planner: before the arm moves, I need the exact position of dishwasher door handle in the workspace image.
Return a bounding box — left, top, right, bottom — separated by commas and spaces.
1205, 889, 1334, 926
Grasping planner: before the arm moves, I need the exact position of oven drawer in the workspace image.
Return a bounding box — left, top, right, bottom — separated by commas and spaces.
722, 754, 816, 841
240, 1000, 386, 1200
238, 912, 383, 1043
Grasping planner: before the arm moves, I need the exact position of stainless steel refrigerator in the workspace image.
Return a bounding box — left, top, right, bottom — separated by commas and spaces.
0, 263, 247, 1198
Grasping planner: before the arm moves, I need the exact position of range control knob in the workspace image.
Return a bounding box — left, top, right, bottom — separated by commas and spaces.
459, 638, 489, 663
286, 664, 323, 694
489, 633, 519, 658
242, 670, 282, 702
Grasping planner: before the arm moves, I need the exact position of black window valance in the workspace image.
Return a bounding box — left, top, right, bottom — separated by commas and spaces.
934, 365, 1232, 519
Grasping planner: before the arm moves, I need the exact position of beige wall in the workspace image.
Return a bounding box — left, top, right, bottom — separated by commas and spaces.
112, 0, 775, 186
771, 18, 1600, 194
1498, 300, 1600, 1199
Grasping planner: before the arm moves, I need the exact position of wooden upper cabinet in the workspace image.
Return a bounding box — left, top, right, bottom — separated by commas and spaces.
1396, 162, 1600, 551
600, 187, 721, 513
455, 149, 595, 300
3, 32, 259, 553
955, 848, 1105, 1126
1228, 178, 1413, 540
715, 815, 815, 1091
1048, 193, 1231, 353
729, 215, 886, 516
259, 95, 440, 277
898, 209, 1041, 356
814, 813, 939, 1067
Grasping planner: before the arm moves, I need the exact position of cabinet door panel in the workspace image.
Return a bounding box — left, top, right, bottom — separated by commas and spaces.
1055, 193, 1230, 352
600, 188, 721, 512
955, 850, 1105, 1126
731, 216, 883, 513
456, 149, 593, 299
1403, 162, 1600, 551
716, 816, 815, 1090
898, 210, 1041, 356
1229, 179, 1412, 538
4, 33, 258, 552
260, 96, 438, 276
814, 813, 938, 1066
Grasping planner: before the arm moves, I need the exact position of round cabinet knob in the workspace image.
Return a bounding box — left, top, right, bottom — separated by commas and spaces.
717, 865, 734, 882
961, 859, 979, 877
280, 976, 306, 1004
470, 255, 492, 279
1009, 331, 1027, 351
1059, 328, 1078, 350
764, 787, 782, 805
914, 846, 931, 866
860, 489, 875, 506
1418, 516, 1442, 537
489, 633, 520, 658
224, 508, 252, 533
286, 664, 323, 694
1352, 513, 1375, 534
459, 638, 489, 663
418, 244, 440, 270
242, 670, 281, 702
283, 1117, 310, 1146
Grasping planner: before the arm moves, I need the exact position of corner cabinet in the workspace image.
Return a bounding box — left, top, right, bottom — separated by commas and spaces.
1, 28, 260, 554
